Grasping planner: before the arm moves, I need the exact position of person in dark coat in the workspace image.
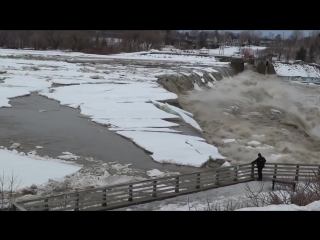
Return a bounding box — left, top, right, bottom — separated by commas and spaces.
252, 153, 266, 180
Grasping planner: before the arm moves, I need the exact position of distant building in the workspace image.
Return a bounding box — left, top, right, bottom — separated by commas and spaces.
205, 36, 218, 48
260, 38, 276, 46
180, 33, 197, 49
199, 47, 209, 55
231, 36, 239, 46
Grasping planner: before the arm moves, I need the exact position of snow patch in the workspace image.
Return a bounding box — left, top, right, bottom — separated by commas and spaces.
221, 161, 231, 167
0, 148, 81, 188
223, 139, 236, 143
270, 109, 282, 115
247, 141, 261, 146
57, 152, 79, 160
194, 83, 202, 91
147, 169, 164, 177
10, 143, 20, 149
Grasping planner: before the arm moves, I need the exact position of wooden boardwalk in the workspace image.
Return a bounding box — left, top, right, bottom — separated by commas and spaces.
12, 162, 320, 211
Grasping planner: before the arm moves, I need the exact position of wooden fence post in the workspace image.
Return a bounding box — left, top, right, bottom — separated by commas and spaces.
273, 165, 277, 179
251, 163, 254, 179
11, 204, 17, 211
215, 170, 219, 185
196, 173, 200, 189
102, 189, 107, 206
74, 192, 79, 211
44, 198, 49, 211
234, 166, 238, 181
128, 185, 133, 202
272, 179, 275, 190
175, 176, 179, 193
295, 165, 299, 182
152, 181, 157, 197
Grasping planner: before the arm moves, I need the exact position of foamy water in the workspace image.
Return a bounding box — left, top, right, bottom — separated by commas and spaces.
180, 71, 320, 165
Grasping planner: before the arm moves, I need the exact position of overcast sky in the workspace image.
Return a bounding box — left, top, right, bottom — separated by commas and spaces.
229, 30, 314, 38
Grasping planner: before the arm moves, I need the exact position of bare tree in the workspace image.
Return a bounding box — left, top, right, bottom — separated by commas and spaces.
29, 30, 46, 50
44, 30, 64, 50
189, 30, 199, 37
252, 31, 262, 45
284, 39, 294, 62
241, 30, 255, 46
65, 30, 89, 51
124, 30, 141, 52
267, 32, 274, 40
223, 31, 233, 45
164, 30, 173, 45
274, 34, 281, 45
289, 30, 305, 47
158, 30, 166, 46
140, 30, 162, 50
244, 174, 320, 208
0, 172, 22, 211
12, 30, 28, 49
214, 30, 220, 41
0, 30, 9, 47
310, 30, 320, 38
170, 30, 184, 48
198, 31, 208, 48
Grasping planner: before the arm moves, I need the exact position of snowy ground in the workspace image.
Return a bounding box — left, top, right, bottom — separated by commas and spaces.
237, 200, 320, 211
0, 48, 227, 65
158, 46, 266, 58
273, 62, 320, 78
209, 46, 266, 57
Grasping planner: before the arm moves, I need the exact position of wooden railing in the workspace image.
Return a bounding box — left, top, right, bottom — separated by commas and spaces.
260, 163, 320, 181
11, 162, 320, 211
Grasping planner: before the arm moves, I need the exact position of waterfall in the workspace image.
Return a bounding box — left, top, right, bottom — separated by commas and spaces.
156, 64, 237, 95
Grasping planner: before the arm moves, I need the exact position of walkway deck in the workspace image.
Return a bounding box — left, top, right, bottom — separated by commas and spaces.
12, 162, 320, 211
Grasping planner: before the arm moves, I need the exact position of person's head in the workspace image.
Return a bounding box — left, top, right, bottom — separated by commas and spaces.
258, 153, 261, 157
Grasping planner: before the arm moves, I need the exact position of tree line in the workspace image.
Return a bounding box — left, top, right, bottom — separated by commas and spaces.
250, 30, 320, 63
0, 30, 164, 54
1, 30, 320, 63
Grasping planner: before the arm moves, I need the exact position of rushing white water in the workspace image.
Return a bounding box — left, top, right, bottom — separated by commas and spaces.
180, 70, 320, 165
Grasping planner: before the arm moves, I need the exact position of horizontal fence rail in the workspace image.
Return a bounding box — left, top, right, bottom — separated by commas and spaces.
12, 162, 320, 211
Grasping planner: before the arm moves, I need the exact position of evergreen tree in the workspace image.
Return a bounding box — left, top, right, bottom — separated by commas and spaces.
309, 45, 315, 63
296, 46, 307, 61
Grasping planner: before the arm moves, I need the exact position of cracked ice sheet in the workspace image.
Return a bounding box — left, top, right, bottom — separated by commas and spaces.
165, 103, 201, 131
0, 75, 53, 107
0, 148, 81, 188
109, 128, 181, 133
0, 87, 31, 107
40, 82, 177, 104
2, 75, 52, 90
116, 131, 225, 167
92, 119, 179, 128
81, 102, 179, 119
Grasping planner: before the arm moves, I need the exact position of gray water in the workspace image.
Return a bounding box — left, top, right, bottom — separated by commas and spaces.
0, 93, 198, 173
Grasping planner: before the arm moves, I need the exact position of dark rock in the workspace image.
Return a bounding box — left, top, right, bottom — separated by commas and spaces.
22, 188, 37, 195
